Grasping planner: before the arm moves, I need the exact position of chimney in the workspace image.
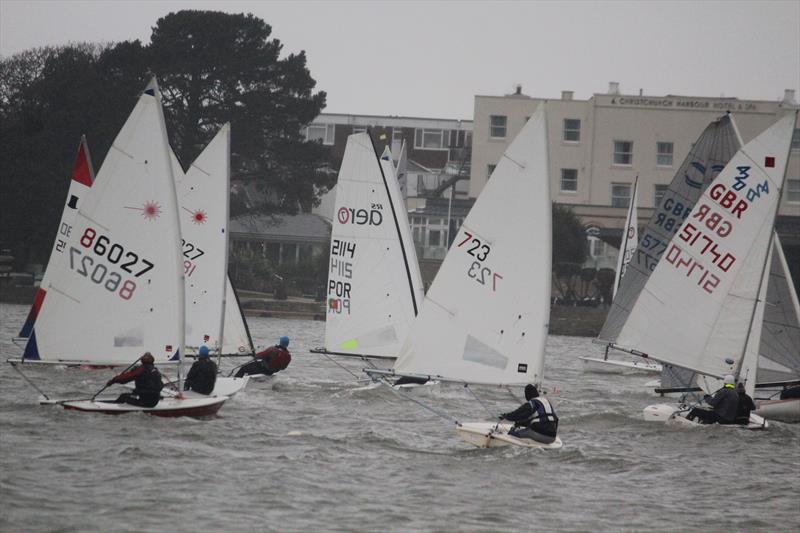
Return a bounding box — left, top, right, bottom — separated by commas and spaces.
515, 84, 522, 95
608, 81, 620, 95
561, 90, 574, 101
782, 89, 796, 105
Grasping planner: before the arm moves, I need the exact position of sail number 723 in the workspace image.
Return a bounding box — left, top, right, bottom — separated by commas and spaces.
459, 232, 502, 291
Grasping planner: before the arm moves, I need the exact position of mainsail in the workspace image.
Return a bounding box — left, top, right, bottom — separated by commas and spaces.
391, 104, 551, 386
613, 175, 639, 299
24, 79, 185, 365
615, 113, 796, 379
322, 133, 423, 358
600, 115, 741, 341
18, 137, 95, 340
171, 125, 230, 354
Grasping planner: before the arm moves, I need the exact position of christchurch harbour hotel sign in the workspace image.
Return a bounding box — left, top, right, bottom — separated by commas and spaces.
609, 96, 758, 111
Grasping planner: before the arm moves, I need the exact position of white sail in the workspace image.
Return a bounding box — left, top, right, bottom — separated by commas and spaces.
323, 133, 422, 358
613, 175, 639, 299
171, 124, 230, 354
18, 137, 95, 339
757, 233, 800, 384
393, 105, 551, 386
24, 80, 185, 365
222, 276, 255, 355
616, 113, 796, 379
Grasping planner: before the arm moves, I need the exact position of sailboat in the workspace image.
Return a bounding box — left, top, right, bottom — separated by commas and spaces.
169, 124, 249, 397
584, 114, 742, 375
366, 105, 562, 448
17, 79, 227, 416
15, 137, 95, 346
311, 133, 424, 367
617, 112, 797, 428
580, 175, 661, 373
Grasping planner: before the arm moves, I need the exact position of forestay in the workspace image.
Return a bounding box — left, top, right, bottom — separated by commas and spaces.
615, 113, 796, 379
24, 80, 185, 365
600, 115, 741, 341
18, 137, 95, 340
323, 133, 423, 358
392, 104, 551, 386
171, 124, 230, 353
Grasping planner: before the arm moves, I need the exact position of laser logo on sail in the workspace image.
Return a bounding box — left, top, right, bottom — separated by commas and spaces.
337, 206, 383, 226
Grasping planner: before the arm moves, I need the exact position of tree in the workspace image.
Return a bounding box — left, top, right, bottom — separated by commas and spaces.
148, 10, 333, 214
552, 203, 587, 265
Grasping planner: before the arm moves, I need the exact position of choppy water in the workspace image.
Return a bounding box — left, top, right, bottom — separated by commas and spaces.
1, 302, 798, 532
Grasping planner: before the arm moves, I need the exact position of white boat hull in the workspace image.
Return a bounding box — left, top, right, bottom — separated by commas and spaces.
60, 395, 227, 417
642, 403, 768, 429
579, 356, 662, 374
456, 422, 563, 449
755, 398, 800, 423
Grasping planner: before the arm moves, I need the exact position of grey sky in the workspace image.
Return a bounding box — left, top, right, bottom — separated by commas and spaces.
1, 0, 798, 119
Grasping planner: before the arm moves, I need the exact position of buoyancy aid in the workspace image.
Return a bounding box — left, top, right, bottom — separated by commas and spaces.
522, 397, 558, 426
135, 365, 163, 395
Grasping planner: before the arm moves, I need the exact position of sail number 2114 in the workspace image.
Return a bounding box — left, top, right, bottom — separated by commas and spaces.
458, 232, 502, 291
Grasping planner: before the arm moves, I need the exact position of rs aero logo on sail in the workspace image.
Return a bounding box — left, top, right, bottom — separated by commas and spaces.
337, 205, 383, 226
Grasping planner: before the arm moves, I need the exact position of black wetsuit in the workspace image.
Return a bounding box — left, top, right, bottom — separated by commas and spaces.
501, 397, 559, 444
735, 390, 757, 425
110, 364, 163, 407
184, 358, 218, 395
688, 386, 738, 424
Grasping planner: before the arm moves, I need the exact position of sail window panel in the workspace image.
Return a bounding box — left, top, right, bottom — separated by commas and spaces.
791, 128, 800, 150
489, 115, 507, 138
611, 182, 632, 208
414, 128, 446, 150
560, 168, 578, 192
787, 179, 800, 203
654, 184, 669, 207
305, 124, 335, 145
656, 142, 674, 167
563, 119, 581, 142
613, 140, 634, 166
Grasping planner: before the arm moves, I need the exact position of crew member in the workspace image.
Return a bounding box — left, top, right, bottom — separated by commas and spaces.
106, 352, 163, 407
734, 382, 757, 425
687, 374, 739, 424
184, 345, 217, 395
234, 336, 292, 378
499, 384, 559, 444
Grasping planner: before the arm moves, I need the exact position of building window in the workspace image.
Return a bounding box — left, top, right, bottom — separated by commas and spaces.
613, 140, 634, 166
787, 179, 800, 203
588, 236, 605, 258
428, 230, 441, 247
414, 128, 446, 150
560, 168, 578, 192
305, 124, 335, 145
611, 182, 632, 208
487, 164, 496, 180
489, 115, 507, 138
654, 184, 669, 206
792, 128, 800, 150
563, 119, 581, 142
657, 142, 673, 167
392, 128, 404, 143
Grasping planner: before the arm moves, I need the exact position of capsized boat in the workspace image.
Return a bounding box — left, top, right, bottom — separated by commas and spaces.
619, 112, 797, 428
366, 105, 562, 449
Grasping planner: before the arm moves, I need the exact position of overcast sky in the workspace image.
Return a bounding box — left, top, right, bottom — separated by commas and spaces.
1, 0, 798, 119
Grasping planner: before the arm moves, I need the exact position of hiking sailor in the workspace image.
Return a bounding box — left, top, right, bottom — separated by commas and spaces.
686, 374, 739, 425
734, 381, 757, 425
499, 384, 559, 444
184, 345, 217, 395
235, 336, 292, 378
106, 352, 163, 407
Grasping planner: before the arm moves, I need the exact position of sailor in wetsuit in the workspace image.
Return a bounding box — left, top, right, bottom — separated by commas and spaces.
234, 336, 291, 378
687, 374, 739, 425
734, 382, 757, 425
184, 345, 217, 395
106, 352, 163, 407
499, 384, 559, 444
